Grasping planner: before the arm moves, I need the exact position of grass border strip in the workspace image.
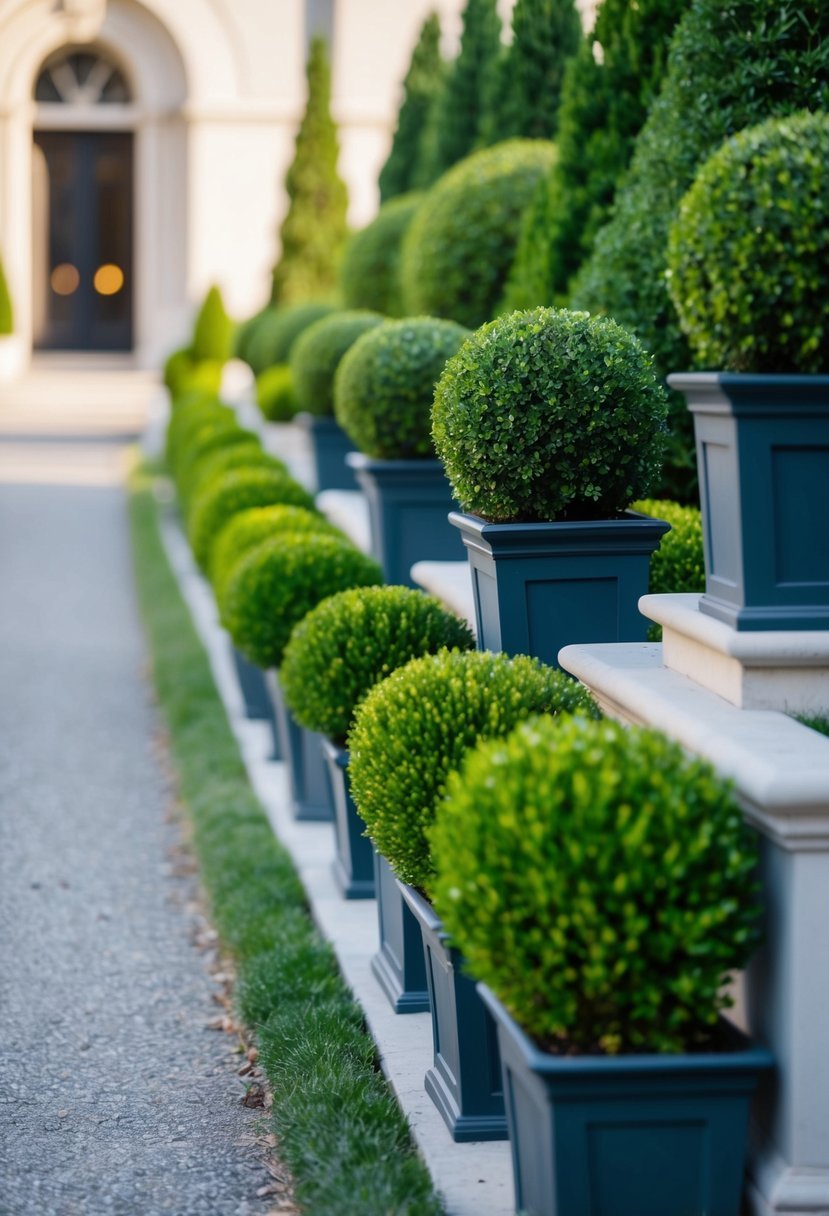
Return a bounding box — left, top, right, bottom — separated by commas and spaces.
128, 462, 445, 1216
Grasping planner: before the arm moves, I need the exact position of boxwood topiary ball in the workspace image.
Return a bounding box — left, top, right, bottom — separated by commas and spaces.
339, 194, 422, 317
632, 499, 704, 596
165, 396, 232, 475
181, 446, 289, 522
245, 302, 339, 377
348, 648, 599, 894
399, 140, 556, 330
334, 317, 469, 459
432, 307, 668, 522
430, 714, 761, 1055
223, 534, 383, 670
290, 310, 384, 416
211, 504, 342, 608
188, 467, 316, 572
667, 111, 829, 373
280, 585, 475, 744
255, 364, 299, 422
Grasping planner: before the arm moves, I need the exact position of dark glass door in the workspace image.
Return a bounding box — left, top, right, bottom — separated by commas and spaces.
33, 131, 133, 351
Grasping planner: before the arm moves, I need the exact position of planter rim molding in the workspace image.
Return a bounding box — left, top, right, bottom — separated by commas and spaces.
449, 509, 670, 560
295, 410, 339, 428
347, 451, 448, 476
668, 371, 829, 415
478, 982, 774, 1085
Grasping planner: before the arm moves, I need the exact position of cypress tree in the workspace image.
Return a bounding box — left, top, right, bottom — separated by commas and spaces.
0, 251, 13, 335
379, 13, 445, 202
192, 284, 234, 362
417, 0, 503, 183
481, 0, 582, 144
271, 37, 349, 306
503, 0, 688, 311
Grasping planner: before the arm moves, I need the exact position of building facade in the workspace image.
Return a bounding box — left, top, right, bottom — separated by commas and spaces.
0, 0, 597, 377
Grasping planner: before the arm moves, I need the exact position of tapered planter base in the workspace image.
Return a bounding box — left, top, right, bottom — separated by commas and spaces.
480, 983, 773, 1216
296, 413, 359, 492
370, 852, 429, 1014
232, 648, 281, 759
321, 740, 374, 899
265, 671, 332, 822
401, 883, 507, 1142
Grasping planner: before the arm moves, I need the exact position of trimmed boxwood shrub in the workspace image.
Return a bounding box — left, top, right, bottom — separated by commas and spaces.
165, 396, 234, 478
348, 649, 599, 894
211, 504, 341, 606
290, 311, 384, 416
175, 426, 261, 498
632, 498, 704, 596
431, 714, 761, 1054
223, 535, 382, 670
667, 112, 829, 374
334, 317, 469, 459
0, 251, 13, 334
233, 304, 270, 366
399, 140, 556, 329
246, 302, 338, 377
339, 195, 422, 315
255, 364, 299, 422
163, 347, 223, 401
432, 307, 668, 522
181, 446, 288, 522
188, 467, 316, 572
192, 284, 234, 363
280, 586, 475, 745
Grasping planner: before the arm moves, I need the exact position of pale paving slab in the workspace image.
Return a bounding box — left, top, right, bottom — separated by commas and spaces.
160, 509, 515, 1216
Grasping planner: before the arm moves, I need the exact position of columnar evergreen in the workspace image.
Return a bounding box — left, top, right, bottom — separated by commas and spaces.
379, 13, 445, 202
417, 0, 502, 184
480, 0, 582, 144
503, 0, 688, 310
0, 251, 13, 335
271, 38, 348, 306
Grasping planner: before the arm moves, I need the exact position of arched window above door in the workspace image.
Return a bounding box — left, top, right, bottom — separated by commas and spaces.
34, 49, 131, 105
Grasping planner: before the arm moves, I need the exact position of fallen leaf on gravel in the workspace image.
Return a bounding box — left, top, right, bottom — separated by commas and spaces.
241, 1083, 266, 1109
247, 1047, 259, 1064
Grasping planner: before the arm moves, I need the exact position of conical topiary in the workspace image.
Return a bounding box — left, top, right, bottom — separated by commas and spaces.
271, 37, 349, 306
379, 13, 446, 202
0, 251, 13, 335
192, 284, 234, 362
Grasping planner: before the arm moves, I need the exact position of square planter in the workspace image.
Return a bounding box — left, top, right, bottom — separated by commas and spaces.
264, 671, 333, 822
320, 740, 374, 900
295, 412, 360, 492
400, 883, 508, 1142
232, 647, 280, 758
370, 851, 430, 1014
449, 511, 669, 669
668, 373, 829, 630
347, 452, 465, 587
479, 983, 773, 1216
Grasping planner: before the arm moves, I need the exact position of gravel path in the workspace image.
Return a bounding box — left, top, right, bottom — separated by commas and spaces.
0, 454, 280, 1215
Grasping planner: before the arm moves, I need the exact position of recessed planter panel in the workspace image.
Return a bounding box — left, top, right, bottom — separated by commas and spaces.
295, 413, 359, 492
321, 741, 374, 899
265, 671, 333, 822
370, 851, 429, 1014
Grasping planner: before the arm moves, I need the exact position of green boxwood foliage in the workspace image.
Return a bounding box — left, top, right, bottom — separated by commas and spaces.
188, 467, 316, 572
0, 250, 13, 334
174, 425, 262, 501
348, 649, 598, 894
379, 14, 445, 202
633, 499, 704, 596
431, 714, 761, 1054
163, 347, 223, 401
339, 195, 422, 316
432, 307, 668, 522
165, 396, 233, 478
255, 364, 299, 422
246, 302, 339, 377
570, 0, 829, 480
667, 112, 829, 374
503, 0, 688, 312
290, 311, 384, 416
211, 504, 340, 606
223, 535, 382, 670
479, 0, 581, 145
232, 304, 270, 365
270, 38, 349, 307
181, 447, 289, 522
280, 586, 475, 745
335, 317, 469, 459
192, 284, 234, 363
400, 140, 556, 329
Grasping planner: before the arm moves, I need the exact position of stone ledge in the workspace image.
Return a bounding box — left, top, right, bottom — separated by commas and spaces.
316, 488, 372, 555
410, 560, 476, 633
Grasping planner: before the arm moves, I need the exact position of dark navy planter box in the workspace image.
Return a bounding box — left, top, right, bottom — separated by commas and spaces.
400, 884, 507, 1143
296, 412, 359, 492
480, 983, 773, 1216
449, 511, 669, 669
320, 741, 374, 900
370, 851, 430, 1014
347, 452, 465, 587
668, 373, 829, 631
265, 671, 333, 822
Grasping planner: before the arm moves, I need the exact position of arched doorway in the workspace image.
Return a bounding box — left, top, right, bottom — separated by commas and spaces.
32, 47, 134, 352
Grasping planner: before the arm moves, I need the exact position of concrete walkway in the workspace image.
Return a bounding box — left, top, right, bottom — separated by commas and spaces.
0, 369, 279, 1215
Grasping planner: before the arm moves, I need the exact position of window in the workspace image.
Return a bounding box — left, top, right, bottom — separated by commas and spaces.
34, 49, 131, 105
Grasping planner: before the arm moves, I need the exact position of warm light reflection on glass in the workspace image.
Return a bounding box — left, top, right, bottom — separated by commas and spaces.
51, 263, 80, 295
93, 264, 124, 295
